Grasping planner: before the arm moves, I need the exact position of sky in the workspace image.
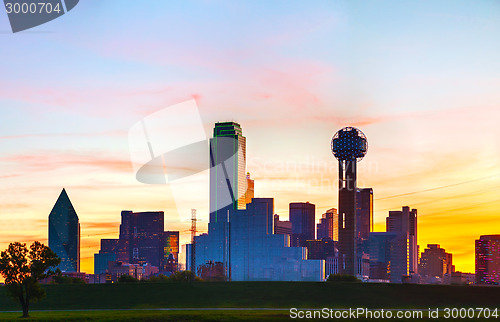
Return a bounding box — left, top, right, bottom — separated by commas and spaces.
0, 0, 499, 276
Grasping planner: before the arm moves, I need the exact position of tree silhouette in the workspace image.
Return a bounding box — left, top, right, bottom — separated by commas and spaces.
0, 242, 60, 318
169, 270, 201, 282
117, 274, 139, 283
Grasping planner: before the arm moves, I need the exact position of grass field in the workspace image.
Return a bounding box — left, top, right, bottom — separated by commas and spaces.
0, 310, 292, 321
0, 309, 495, 321
1, 282, 499, 320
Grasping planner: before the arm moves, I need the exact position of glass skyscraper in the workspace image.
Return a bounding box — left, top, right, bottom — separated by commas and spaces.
368, 232, 408, 283
190, 122, 324, 281
317, 208, 338, 241
206, 122, 247, 274
386, 206, 418, 275
209, 121, 247, 223
195, 198, 324, 281
119, 211, 164, 268
356, 188, 373, 240
94, 252, 116, 275
48, 188, 80, 272
95, 211, 180, 275
289, 202, 316, 247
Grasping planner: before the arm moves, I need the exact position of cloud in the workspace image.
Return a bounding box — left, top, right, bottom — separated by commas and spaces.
1, 152, 133, 174
0, 131, 125, 141
81, 221, 119, 231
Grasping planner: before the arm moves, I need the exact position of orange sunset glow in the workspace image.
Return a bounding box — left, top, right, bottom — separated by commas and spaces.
1, 1, 499, 281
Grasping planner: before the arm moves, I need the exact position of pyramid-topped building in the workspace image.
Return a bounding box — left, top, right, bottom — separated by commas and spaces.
48, 188, 80, 272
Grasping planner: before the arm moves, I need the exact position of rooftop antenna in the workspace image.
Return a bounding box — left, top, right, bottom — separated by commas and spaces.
190, 209, 197, 281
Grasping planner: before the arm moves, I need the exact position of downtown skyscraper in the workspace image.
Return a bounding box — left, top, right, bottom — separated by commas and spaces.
191, 122, 324, 281
476, 235, 500, 285
290, 202, 315, 247
205, 122, 248, 275
419, 244, 454, 283
120, 211, 164, 267
386, 206, 418, 275
97, 211, 166, 270
209, 122, 247, 222
317, 208, 338, 241
356, 188, 373, 241
48, 188, 80, 272
367, 206, 418, 283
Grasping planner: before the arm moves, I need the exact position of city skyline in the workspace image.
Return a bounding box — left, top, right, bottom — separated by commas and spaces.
1, 118, 497, 278
1, 1, 500, 276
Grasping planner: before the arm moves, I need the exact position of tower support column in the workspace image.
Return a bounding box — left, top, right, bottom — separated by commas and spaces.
338, 160, 357, 275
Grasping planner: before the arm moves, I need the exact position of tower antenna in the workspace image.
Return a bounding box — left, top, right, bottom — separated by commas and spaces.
190, 209, 197, 281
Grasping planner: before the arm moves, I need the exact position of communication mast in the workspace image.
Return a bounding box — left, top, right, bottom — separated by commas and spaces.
190, 209, 197, 280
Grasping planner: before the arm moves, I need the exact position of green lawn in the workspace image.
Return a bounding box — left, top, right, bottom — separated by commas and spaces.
1, 282, 499, 320
0, 309, 493, 322
0, 310, 293, 322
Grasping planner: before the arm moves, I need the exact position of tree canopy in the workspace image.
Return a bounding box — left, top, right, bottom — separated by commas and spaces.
0, 241, 60, 318
118, 274, 139, 283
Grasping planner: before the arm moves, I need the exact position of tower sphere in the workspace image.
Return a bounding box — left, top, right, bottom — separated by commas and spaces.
331, 127, 368, 162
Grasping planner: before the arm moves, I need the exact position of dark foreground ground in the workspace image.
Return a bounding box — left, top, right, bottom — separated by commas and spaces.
0, 282, 499, 320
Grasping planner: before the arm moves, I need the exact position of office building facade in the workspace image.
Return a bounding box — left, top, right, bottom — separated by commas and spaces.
368, 232, 409, 283
245, 172, 254, 205
95, 210, 179, 274
193, 198, 324, 281
94, 253, 116, 275
164, 231, 179, 272
317, 208, 338, 241
356, 188, 373, 240
476, 235, 500, 285
120, 210, 164, 267
419, 244, 454, 283
386, 206, 418, 275
306, 239, 337, 260
289, 202, 315, 247
274, 214, 292, 237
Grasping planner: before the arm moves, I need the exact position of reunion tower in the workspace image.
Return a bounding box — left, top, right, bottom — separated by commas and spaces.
331, 127, 368, 276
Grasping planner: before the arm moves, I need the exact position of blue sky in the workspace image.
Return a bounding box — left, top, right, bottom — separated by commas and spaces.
0, 1, 499, 273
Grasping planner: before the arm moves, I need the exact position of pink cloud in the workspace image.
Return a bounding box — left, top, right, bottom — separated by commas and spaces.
0, 130, 126, 140
1, 152, 133, 174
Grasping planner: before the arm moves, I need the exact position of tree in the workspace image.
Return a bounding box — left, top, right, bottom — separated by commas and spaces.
117, 274, 139, 283
145, 274, 170, 283
326, 274, 360, 282
169, 270, 202, 282
51, 273, 85, 284
0, 242, 60, 318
